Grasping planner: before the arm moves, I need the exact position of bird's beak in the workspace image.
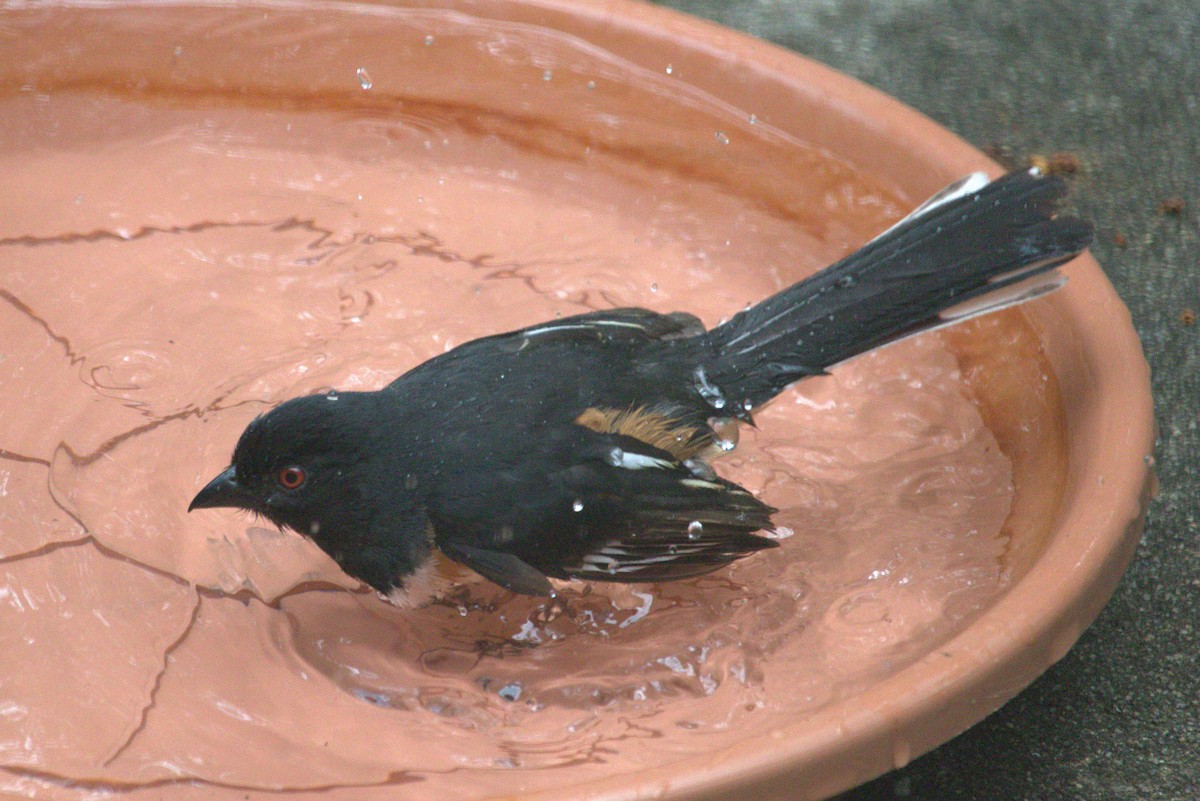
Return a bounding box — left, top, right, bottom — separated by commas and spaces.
188, 465, 251, 512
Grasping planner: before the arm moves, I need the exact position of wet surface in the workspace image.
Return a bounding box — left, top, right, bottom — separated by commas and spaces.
1, 4, 1065, 799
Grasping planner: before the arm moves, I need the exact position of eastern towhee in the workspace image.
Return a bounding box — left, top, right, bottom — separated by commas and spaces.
190, 169, 1092, 607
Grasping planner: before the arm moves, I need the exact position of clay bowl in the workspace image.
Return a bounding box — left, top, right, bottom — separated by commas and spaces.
0, 1, 1153, 800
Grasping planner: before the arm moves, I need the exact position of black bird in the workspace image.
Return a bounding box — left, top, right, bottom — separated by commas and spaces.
190, 169, 1092, 607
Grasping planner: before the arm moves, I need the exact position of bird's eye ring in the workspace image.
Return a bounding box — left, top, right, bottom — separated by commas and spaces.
277, 466, 307, 490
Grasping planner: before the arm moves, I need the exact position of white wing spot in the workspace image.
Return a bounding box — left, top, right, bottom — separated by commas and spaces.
607, 447, 673, 470
524, 320, 646, 337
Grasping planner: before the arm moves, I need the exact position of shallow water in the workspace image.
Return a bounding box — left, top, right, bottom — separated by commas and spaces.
1, 4, 1061, 799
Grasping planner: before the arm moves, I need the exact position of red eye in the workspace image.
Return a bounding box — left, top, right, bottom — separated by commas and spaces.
277, 466, 306, 490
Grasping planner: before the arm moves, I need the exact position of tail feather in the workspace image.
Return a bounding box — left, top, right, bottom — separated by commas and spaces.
704, 169, 1093, 406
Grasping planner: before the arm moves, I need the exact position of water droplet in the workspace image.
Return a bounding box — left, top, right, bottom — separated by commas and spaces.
742, 398, 754, 411
586, 79, 596, 90
355, 67, 372, 90
1143, 454, 1155, 466
325, 389, 339, 401
605, 448, 624, 467
351, 689, 391, 706
687, 521, 703, 540
683, 458, 717, 481
836, 275, 856, 288
423, 34, 435, 45
650, 282, 659, 293
749, 113, 758, 125
707, 417, 740, 452
497, 682, 522, 702
692, 366, 727, 410
715, 131, 730, 145
665, 63, 674, 75
572, 499, 584, 512
542, 69, 553, 81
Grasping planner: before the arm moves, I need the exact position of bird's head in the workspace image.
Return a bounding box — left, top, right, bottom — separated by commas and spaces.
190, 390, 435, 596
188, 391, 381, 540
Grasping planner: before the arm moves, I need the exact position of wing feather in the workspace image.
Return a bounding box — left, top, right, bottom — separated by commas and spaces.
429, 421, 777, 592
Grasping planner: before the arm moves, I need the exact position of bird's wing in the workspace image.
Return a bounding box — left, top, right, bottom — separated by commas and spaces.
387, 307, 709, 407
447, 307, 706, 354
516, 307, 706, 343
427, 424, 777, 594
551, 453, 779, 584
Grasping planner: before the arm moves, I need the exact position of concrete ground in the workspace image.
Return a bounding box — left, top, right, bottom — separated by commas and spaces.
650, 2, 1198, 799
